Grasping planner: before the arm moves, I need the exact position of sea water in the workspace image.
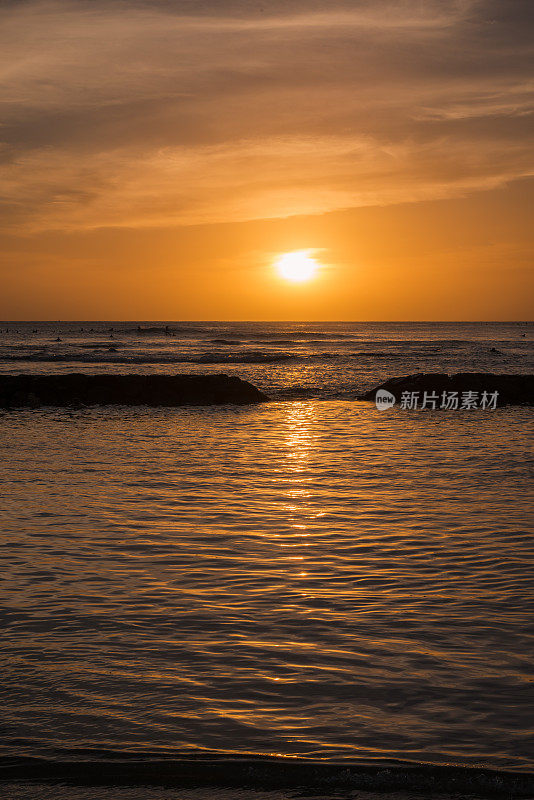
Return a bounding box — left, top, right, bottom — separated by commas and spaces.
0, 322, 532, 796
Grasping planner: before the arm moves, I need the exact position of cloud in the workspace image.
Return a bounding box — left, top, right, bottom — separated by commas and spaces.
0, 0, 532, 231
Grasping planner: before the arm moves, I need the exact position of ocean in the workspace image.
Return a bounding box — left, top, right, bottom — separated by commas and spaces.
0, 322, 533, 799
0, 321, 532, 397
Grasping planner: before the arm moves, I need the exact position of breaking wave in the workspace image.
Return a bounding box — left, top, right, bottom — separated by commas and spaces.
0, 351, 297, 365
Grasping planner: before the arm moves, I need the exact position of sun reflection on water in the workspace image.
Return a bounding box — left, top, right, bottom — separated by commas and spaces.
274, 402, 322, 580
1, 402, 532, 769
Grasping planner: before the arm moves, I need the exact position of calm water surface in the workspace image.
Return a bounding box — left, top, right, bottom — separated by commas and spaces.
1, 400, 533, 774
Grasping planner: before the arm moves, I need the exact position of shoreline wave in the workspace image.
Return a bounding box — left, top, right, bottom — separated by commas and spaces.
0, 755, 532, 797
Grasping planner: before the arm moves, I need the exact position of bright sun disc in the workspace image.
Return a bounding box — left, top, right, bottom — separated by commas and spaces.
275, 250, 318, 283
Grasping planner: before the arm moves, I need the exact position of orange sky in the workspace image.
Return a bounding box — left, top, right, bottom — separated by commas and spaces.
0, 0, 532, 320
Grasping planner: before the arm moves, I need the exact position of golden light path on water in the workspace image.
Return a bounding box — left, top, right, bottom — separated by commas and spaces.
0, 398, 532, 775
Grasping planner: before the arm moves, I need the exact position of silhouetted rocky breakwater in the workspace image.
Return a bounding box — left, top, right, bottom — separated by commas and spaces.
359, 373, 534, 406
0, 373, 269, 408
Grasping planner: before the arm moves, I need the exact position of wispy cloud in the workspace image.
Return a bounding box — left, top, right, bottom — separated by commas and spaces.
0, 0, 532, 231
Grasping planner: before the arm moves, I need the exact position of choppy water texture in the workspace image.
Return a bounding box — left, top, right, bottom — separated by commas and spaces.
1, 401, 533, 769
0, 320, 532, 398
0, 323, 533, 793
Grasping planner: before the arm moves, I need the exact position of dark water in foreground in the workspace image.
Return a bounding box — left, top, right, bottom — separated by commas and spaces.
0, 783, 516, 800
0, 323, 533, 795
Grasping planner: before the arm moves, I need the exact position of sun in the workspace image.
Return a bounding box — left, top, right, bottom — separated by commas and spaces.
274, 250, 319, 283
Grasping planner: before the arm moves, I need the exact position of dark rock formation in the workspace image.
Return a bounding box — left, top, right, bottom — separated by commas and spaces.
358, 373, 534, 407
0, 373, 269, 408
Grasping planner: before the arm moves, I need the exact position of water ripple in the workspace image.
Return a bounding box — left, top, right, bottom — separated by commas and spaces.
0, 402, 532, 772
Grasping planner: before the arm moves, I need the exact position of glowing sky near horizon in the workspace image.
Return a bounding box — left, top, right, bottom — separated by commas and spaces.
0, 0, 532, 319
